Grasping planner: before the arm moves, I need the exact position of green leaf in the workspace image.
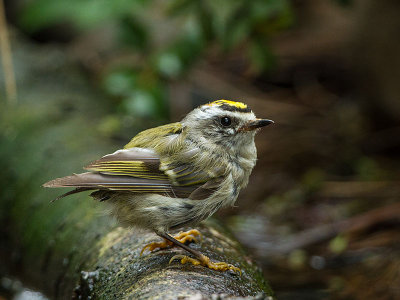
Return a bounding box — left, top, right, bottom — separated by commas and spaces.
156, 52, 183, 78
329, 235, 348, 254
103, 70, 138, 97
119, 16, 149, 50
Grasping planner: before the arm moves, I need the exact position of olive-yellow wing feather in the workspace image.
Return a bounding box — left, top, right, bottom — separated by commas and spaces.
44, 122, 223, 200
85, 122, 215, 188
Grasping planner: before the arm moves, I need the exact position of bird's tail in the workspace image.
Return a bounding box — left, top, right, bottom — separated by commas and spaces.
43, 172, 102, 202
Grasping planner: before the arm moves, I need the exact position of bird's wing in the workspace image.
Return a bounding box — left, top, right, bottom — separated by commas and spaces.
120, 121, 224, 190
123, 122, 183, 149
44, 147, 222, 200
85, 148, 168, 180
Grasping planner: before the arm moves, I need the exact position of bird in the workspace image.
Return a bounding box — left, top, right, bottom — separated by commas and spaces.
43, 99, 273, 273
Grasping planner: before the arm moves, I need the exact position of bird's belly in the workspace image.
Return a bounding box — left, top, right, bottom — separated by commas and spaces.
108, 193, 201, 232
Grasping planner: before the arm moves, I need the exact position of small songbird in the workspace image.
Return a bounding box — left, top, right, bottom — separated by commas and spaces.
44, 99, 273, 272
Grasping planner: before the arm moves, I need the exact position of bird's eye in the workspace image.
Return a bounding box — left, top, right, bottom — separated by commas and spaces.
220, 116, 232, 127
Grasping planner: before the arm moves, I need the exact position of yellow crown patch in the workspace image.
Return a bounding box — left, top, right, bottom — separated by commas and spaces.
207, 100, 248, 109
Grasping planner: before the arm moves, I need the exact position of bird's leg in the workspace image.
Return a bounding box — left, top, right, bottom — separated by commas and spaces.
140, 229, 201, 255
159, 232, 241, 274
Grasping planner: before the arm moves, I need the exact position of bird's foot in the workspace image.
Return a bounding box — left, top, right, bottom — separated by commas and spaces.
169, 254, 241, 274
141, 229, 202, 255
174, 229, 202, 244
140, 240, 172, 255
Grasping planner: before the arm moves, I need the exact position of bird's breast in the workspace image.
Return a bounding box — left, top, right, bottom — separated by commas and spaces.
230, 143, 257, 188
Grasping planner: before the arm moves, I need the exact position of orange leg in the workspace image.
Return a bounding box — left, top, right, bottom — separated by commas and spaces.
158, 232, 241, 274
141, 229, 202, 255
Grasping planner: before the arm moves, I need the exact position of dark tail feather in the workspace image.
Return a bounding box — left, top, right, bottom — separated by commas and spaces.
51, 187, 94, 202
43, 172, 102, 188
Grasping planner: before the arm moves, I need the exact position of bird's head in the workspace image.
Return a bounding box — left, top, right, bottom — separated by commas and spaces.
182, 100, 273, 151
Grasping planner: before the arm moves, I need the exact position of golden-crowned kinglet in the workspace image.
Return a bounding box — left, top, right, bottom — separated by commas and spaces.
44, 99, 273, 272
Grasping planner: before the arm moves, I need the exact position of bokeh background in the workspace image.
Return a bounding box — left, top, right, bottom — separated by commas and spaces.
1, 0, 399, 299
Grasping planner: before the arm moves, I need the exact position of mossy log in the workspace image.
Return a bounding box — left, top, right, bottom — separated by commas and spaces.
0, 34, 273, 299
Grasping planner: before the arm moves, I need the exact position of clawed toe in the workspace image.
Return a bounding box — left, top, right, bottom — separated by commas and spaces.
145, 230, 240, 274
140, 240, 172, 255
169, 254, 241, 274
174, 229, 202, 244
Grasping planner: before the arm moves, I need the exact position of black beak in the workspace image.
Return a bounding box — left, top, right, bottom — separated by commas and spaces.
239, 119, 274, 132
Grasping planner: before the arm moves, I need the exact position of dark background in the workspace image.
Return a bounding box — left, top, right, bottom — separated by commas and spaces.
1, 0, 399, 299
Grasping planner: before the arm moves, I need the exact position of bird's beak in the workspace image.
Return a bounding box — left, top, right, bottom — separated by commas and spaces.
239, 119, 274, 132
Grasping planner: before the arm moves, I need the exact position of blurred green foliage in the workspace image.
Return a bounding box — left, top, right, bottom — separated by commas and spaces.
18, 0, 293, 120
19, 0, 148, 32
329, 234, 348, 254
